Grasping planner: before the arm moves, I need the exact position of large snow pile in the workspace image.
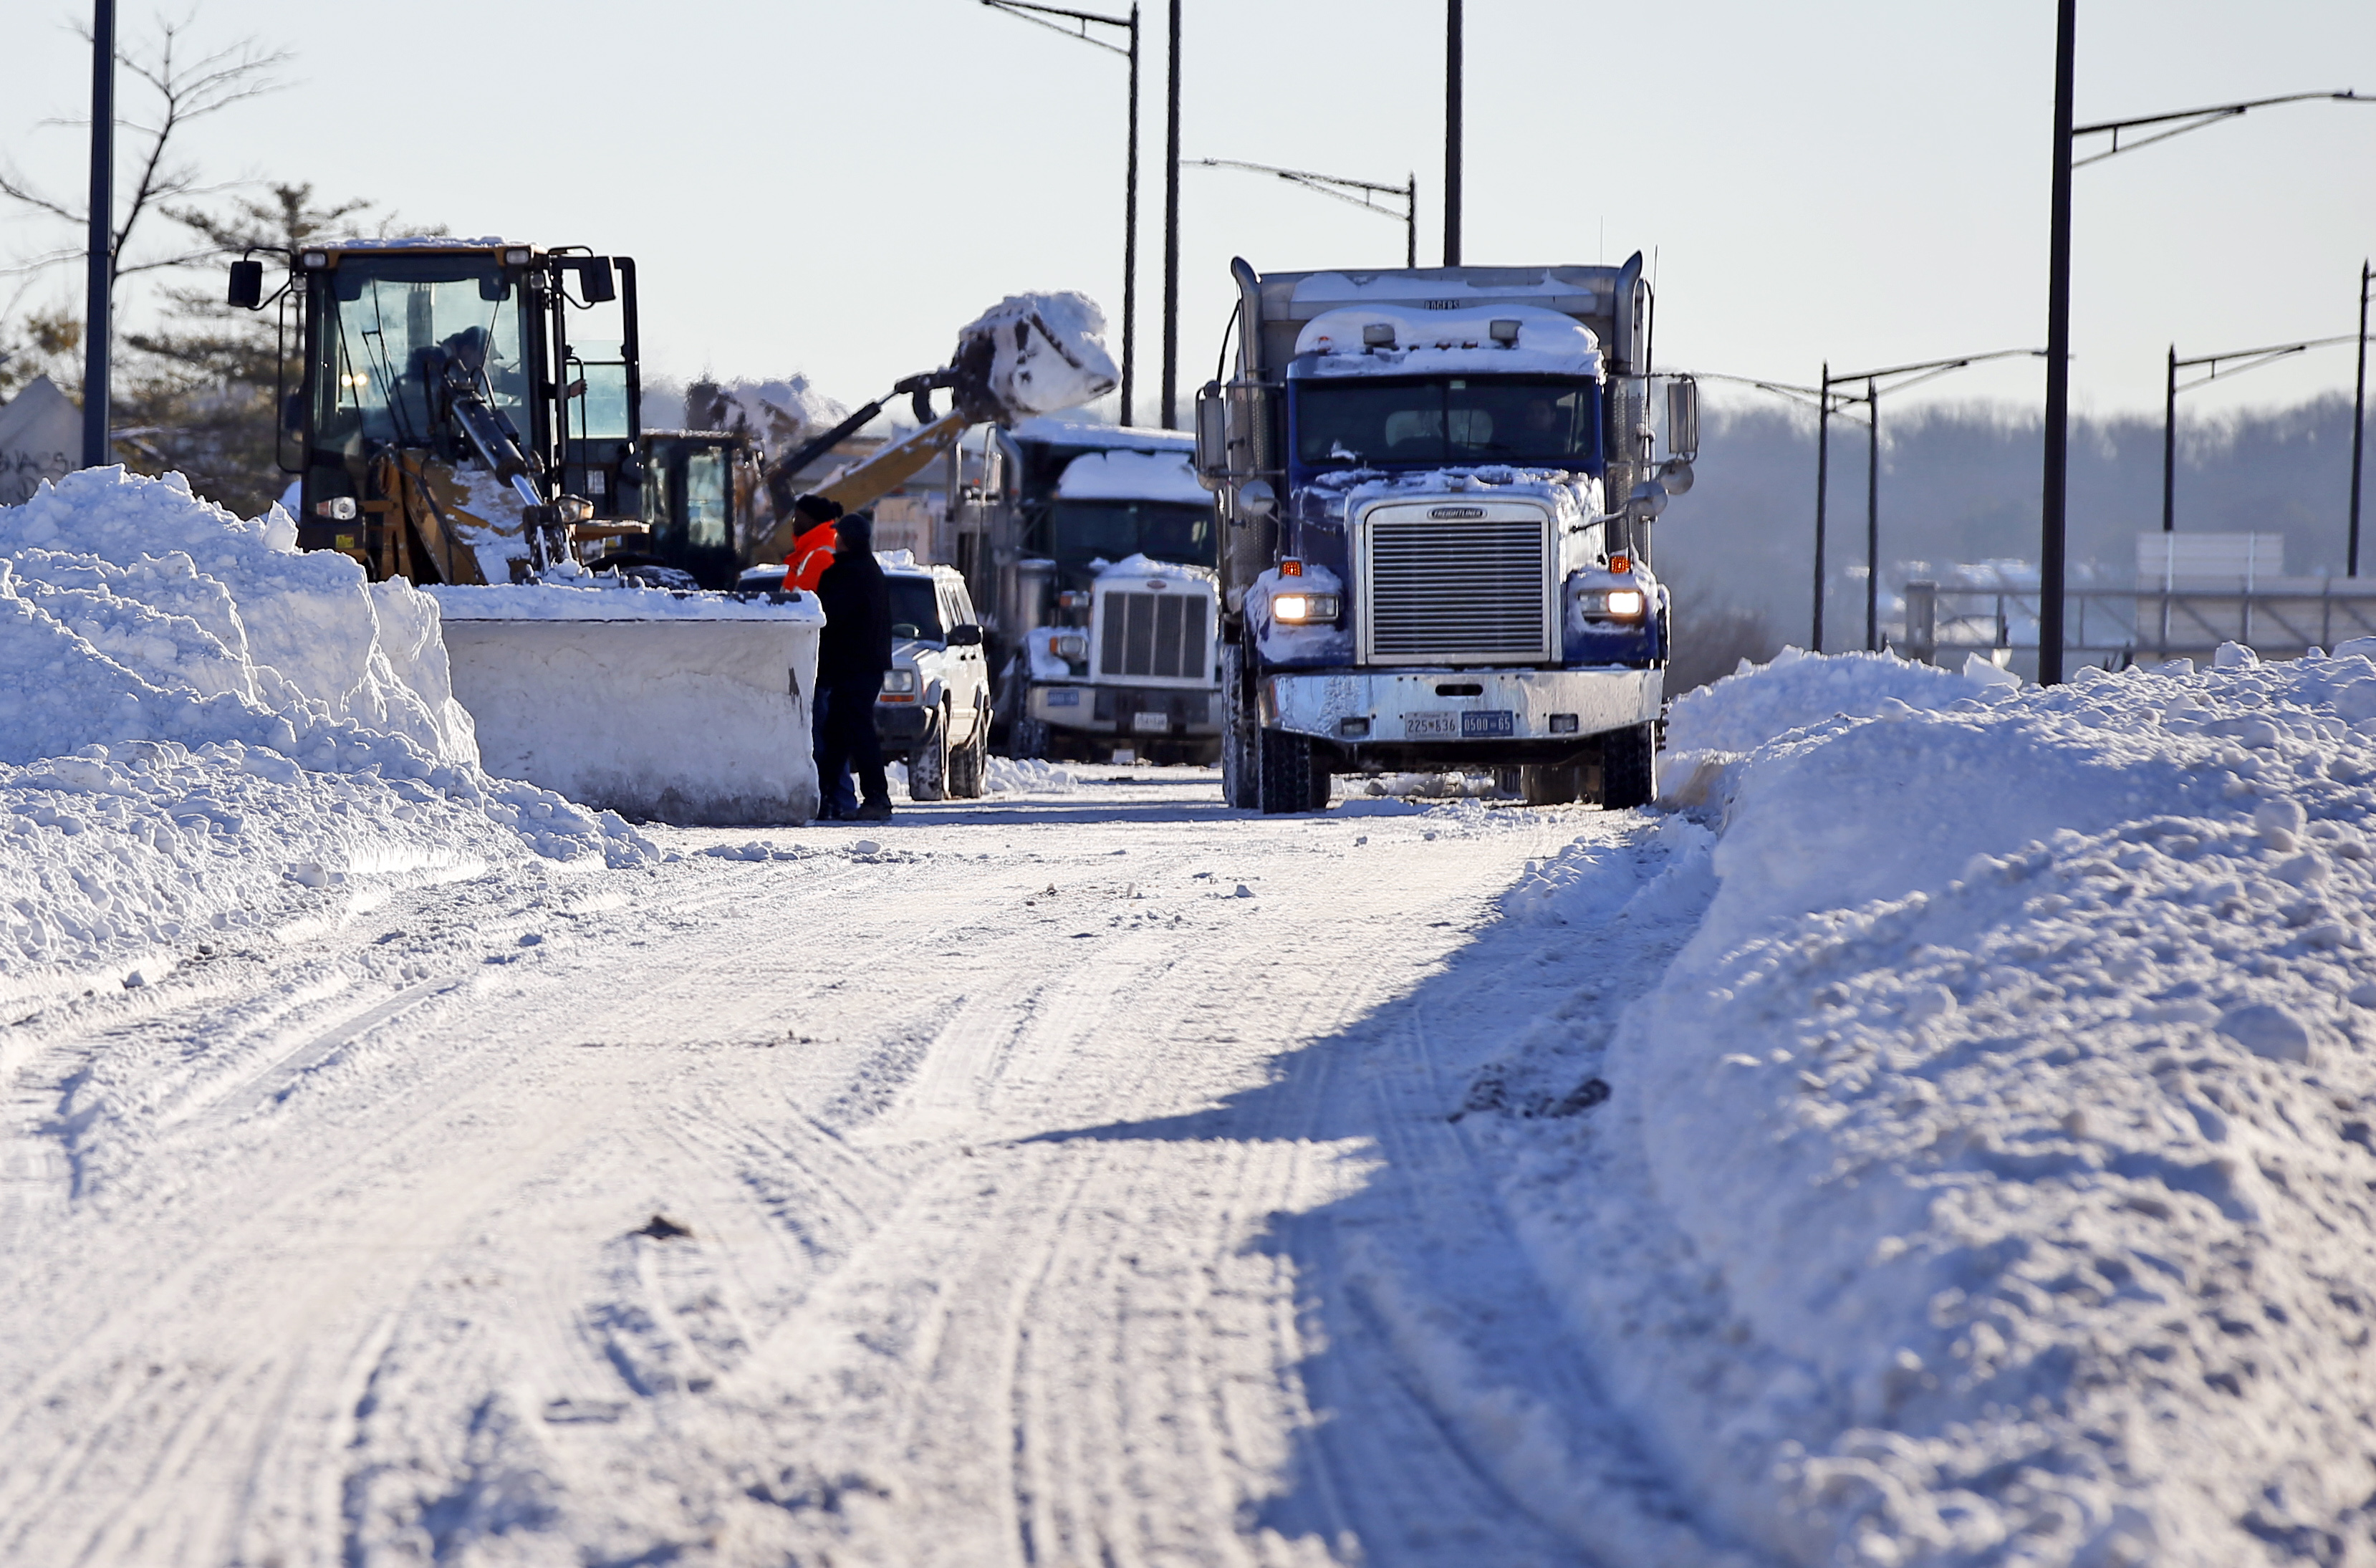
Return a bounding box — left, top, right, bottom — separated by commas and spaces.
0, 468, 655, 1004
1526, 645, 2376, 1565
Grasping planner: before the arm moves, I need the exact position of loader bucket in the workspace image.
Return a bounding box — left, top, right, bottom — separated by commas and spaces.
428, 587, 825, 825
946, 292, 1120, 425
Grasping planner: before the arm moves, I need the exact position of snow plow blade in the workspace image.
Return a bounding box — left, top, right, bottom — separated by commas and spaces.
431, 587, 824, 825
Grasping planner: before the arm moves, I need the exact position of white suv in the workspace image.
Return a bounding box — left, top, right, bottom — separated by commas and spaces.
877, 558, 994, 799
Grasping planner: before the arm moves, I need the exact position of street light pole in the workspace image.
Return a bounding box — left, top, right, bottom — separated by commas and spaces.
1444, 0, 1461, 266
2041, 63, 2370, 683
980, 1, 1141, 423
2161, 332, 2355, 545
2355, 260, 2371, 577
82, 0, 115, 470
1188, 160, 1418, 269
2038, 0, 2077, 686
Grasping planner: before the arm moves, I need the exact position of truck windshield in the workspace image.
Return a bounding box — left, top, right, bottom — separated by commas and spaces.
316, 256, 534, 451
1047, 499, 1213, 575
1293, 375, 1601, 470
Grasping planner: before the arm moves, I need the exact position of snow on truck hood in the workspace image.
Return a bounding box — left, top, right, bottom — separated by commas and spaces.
1057, 448, 1212, 507
1090, 553, 1215, 587
1307, 463, 1605, 525
1008, 415, 1193, 453
1293, 304, 1600, 379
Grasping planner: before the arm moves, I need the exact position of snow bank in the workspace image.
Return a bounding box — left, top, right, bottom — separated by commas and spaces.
1544, 648, 2376, 1564
0, 469, 657, 1001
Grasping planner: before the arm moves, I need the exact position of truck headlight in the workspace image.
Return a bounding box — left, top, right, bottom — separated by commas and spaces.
1273, 592, 1340, 624
1050, 630, 1088, 661
1576, 588, 1647, 619
880, 668, 918, 700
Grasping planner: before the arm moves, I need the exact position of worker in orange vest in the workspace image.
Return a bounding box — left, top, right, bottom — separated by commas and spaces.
784, 493, 843, 592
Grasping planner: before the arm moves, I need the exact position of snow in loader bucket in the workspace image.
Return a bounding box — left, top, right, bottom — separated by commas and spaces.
427, 583, 826, 826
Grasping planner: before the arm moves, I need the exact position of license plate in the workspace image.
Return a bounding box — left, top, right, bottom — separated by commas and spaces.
1131, 710, 1171, 734
1403, 711, 1458, 738
1461, 710, 1516, 738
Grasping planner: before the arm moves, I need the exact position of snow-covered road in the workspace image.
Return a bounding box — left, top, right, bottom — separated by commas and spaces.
1, 772, 1698, 1567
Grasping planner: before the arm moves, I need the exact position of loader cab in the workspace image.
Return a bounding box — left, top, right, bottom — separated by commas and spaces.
238, 240, 643, 581
638, 430, 754, 590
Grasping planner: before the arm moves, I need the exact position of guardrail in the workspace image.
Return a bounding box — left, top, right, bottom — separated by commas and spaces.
1902, 579, 2376, 668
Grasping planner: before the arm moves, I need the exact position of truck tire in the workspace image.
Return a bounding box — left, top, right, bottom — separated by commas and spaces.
1520, 764, 1582, 806
1257, 728, 1331, 814
909, 706, 949, 802
1220, 645, 1259, 809
1009, 714, 1051, 761
950, 703, 989, 798
1600, 722, 1658, 810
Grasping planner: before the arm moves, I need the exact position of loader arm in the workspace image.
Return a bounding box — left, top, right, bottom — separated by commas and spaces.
756, 410, 968, 561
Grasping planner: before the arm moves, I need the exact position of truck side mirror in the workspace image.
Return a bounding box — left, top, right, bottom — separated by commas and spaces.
1665, 376, 1699, 463
1236, 478, 1276, 521
228, 259, 264, 309
578, 256, 616, 304
1193, 381, 1227, 481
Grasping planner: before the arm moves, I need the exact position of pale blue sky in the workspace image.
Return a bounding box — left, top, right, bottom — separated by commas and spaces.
4, 1, 2372, 420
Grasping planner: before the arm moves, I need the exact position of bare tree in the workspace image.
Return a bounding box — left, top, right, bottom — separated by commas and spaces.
0, 12, 288, 293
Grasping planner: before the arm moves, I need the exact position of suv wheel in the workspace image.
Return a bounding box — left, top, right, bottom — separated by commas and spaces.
909, 705, 950, 801
950, 702, 989, 798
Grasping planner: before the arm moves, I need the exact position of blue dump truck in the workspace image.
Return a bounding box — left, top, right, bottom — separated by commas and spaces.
1193, 257, 1698, 814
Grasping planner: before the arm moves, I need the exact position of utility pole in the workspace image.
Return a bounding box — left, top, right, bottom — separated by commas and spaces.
1123, 6, 1139, 425
1161, 0, 1180, 428
82, 0, 115, 469
1814, 362, 1831, 653
1443, 0, 1463, 266
2037, 0, 2077, 686
2162, 345, 2178, 534
2355, 260, 2371, 576
1865, 376, 1880, 650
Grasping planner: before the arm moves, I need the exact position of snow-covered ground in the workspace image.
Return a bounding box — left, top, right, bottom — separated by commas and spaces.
14, 468, 2376, 1564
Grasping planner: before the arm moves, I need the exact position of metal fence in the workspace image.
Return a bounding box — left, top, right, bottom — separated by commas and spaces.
1903, 579, 2376, 670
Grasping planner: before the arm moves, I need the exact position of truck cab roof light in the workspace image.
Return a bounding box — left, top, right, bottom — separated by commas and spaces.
1490, 319, 1521, 345
503, 247, 531, 266
1362, 323, 1395, 348
300, 250, 330, 269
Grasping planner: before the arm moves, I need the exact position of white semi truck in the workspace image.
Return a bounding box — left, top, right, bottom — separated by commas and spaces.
1193, 256, 1698, 812
967, 419, 1223, 764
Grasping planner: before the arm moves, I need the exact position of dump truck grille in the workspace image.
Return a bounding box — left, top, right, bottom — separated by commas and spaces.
1362, 514, 1554, 663
1098, 590, 1208, 680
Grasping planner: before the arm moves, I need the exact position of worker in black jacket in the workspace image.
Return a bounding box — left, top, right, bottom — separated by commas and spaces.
812, 511, 895, 822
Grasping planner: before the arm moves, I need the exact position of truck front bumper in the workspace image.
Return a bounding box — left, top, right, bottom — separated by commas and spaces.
1261, 667, 1661, 761
1030, 682, 1221, 739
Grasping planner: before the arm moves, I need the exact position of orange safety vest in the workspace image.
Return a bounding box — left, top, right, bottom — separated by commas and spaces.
784, 521, 839, 592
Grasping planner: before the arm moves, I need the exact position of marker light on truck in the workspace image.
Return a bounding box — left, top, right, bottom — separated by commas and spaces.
1273, 592, 1340, 624
1050, 631, 1087, 660
880, 668, 918, 701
